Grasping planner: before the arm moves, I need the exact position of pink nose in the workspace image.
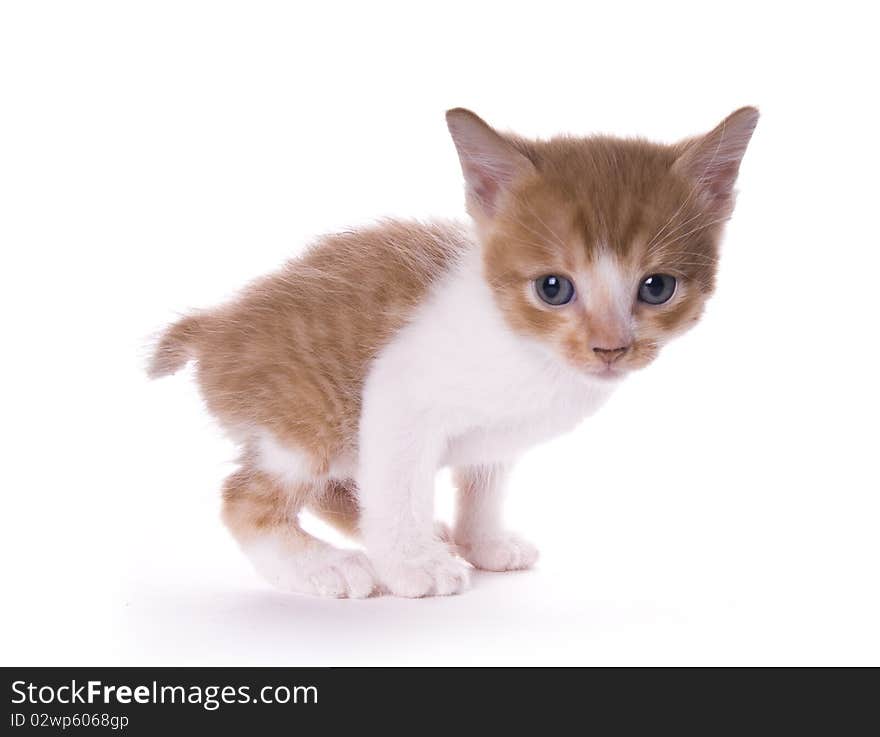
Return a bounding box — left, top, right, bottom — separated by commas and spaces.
593, 345, 630, 364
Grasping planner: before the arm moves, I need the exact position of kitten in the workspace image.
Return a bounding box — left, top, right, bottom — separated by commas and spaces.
149, 107, 758, 598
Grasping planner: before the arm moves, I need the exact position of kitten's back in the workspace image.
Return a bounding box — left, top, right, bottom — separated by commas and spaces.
150, 220, 470, 459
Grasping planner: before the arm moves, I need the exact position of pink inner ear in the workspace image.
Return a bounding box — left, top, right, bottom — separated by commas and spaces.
674, 143, 748, 214
703, 160, 741, 203
471, 170, 501, 213
447, 109, 536, 219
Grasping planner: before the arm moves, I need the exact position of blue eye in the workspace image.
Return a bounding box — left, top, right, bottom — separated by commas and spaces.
536, 275, 575, 306
638, 274, 676, 305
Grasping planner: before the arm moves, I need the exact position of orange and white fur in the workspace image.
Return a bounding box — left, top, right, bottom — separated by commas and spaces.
149, 107, 758, 598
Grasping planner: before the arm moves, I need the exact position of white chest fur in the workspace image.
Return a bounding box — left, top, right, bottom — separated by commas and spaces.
361, 245, 617, 470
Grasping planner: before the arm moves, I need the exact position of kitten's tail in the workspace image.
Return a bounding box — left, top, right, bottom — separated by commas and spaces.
147, 315, 202, 378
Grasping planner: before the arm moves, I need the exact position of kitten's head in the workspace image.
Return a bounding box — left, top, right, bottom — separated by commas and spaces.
447, 107, 758, 380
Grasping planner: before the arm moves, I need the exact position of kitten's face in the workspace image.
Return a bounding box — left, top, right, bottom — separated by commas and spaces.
484, 155, 717, 379
447, 108, 758, 379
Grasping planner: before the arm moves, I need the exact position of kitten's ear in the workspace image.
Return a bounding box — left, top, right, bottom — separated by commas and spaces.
672, 106, 759, 215
446, 108, 535, 218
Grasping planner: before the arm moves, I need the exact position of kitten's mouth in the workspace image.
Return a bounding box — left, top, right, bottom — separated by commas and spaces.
587, 364, 628, 381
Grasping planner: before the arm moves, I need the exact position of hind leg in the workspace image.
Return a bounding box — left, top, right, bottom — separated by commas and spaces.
222, 468, 377, 598
307, 479, 362, 538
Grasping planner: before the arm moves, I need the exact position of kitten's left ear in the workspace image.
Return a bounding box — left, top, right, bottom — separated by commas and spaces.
446, 108, 536, 219
673, 106, 760, 215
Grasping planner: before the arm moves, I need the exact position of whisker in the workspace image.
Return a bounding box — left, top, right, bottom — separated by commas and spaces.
663, 251, 720, 264
521, 202, 568, 251
502, 207, 567, 254
502, 234, 559, 256
660, 216, 729, 246
666, 261, 720, 269
645, 210, 705, 257
644, 120, 728, 253
645, 192, 699, 253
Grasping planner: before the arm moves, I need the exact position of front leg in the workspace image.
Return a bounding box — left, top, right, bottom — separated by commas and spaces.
358, 406, 470, 598
453, 464, 539, 571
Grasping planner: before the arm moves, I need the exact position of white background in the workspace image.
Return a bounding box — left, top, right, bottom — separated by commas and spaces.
2, 1, 878, 666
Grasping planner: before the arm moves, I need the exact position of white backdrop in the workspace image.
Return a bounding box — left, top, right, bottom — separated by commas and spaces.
2, 1, 878, 665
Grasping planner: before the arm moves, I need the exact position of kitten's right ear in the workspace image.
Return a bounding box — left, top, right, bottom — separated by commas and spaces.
446, 108, 535, 219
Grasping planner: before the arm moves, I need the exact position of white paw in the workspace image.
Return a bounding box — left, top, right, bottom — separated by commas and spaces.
305, 550, 377, 599
458, 533, 538, 572
247, 540, 377, 599
374, 544, 471, 598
